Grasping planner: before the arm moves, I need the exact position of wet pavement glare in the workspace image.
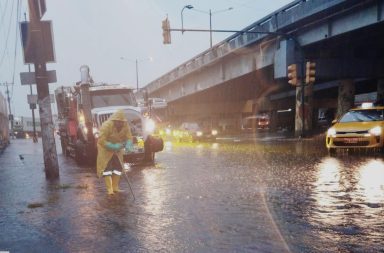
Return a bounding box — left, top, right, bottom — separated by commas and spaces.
0, 138, 383, 252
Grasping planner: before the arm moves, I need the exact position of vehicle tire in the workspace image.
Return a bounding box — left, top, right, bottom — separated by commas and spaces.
328, 148, 336, 156
74, 141, 85, 165
85, 146, 97, 166
144, 150, 155, 163
60, 139, 69, 156
144, 136, 155, 163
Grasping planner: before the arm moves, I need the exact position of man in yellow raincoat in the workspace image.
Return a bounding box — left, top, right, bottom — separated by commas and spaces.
97, 110, 132, 195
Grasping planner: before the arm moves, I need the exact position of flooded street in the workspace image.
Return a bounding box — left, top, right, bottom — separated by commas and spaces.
0, 138, 383, 252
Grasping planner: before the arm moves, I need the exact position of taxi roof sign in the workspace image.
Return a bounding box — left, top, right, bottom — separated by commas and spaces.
361, 102, 374, 109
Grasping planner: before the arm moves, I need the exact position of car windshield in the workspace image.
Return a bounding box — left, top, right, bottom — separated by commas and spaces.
339, 109, 384, 122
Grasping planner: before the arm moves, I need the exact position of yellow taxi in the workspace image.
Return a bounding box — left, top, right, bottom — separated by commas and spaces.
326, 103, 384, 154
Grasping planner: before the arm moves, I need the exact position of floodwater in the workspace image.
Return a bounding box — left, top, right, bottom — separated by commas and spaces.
0, 138, 383, 252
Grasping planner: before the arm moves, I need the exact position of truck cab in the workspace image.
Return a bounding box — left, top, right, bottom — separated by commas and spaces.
55, 82, 163, 165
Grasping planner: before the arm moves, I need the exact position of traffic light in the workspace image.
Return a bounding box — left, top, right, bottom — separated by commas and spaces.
305, 61, 316, 84
162, 17, 171, 44
287, 64, 298, 86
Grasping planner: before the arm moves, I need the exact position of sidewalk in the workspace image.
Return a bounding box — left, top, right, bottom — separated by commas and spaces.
0, 138, 139, 253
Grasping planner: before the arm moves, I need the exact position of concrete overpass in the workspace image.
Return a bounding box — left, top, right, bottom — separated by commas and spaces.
145, 0, 384, 136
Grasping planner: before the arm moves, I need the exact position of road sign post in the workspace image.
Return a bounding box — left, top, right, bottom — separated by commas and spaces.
25, 0, 59, 179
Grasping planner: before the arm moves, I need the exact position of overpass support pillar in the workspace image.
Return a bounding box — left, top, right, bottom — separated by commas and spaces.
295, 84, 314, 137
337, 79, 355, 118
377, 79, 384, 102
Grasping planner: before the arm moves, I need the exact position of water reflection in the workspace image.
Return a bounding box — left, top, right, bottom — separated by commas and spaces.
139, 166, 178, 251
313, 157, 341, 209
164, 141, 173, 151
310, 156, 384, 235
358, 160, 384, 204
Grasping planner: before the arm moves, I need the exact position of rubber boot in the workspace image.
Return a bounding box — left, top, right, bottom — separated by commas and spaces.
112, 174, 124, 193
104, 176, 114, 195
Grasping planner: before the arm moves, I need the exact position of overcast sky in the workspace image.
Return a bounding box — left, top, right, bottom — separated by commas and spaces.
0, 0, 292, 117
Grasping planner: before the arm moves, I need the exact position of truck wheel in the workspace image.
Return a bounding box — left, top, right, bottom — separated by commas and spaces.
75, 142, 85, 165
75, 149, 83, 165
60, 139, 68, 156
328, 148, 336, 156
85, 146, 97, 166
144, 151, 155, 163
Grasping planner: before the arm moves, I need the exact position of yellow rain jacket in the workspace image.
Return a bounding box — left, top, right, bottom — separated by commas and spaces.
96, 110, 132, 177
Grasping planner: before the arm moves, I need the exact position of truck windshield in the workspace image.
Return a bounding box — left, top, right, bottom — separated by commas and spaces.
90, 90, 136, 108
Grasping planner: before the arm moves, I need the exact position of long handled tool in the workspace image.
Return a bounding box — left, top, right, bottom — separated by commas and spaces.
122, 167, 136, 201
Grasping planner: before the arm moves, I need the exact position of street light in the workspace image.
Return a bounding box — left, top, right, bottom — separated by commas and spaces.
182, 6, 233, 47
120, 57, 153, 92
181, 5, 193, 34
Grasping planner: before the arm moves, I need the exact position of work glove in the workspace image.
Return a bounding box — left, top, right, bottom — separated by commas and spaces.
125, 139, 134, 152
105, 142, 122, 151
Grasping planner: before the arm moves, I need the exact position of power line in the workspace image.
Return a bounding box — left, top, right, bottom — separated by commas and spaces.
0, 0, 10, 31
11, 0, 21, 87
0, 0, 15, 69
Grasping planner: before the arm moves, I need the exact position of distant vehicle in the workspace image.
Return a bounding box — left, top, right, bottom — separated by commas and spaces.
12, 116, 41, 139
326, 103, 384, 154
174, 122, 218, 142
242, 114, 270, 131
55, 65, 163, 165
149, 98, 167, 109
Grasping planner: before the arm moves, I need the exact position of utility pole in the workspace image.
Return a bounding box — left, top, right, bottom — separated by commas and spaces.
27, 0, 59, 179
1, 83, 14, 136
24, 12, 38, 143
135, 59, 139, 92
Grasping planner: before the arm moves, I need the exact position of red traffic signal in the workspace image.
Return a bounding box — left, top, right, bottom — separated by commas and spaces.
305, 61, 316, 84
287, 64, 298, 86
162, 18, 171, 44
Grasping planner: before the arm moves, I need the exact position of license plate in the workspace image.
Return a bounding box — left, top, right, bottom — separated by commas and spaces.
344, 138, 359, 143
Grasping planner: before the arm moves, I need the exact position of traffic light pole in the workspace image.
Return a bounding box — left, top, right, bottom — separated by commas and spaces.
4, 83, 14, 134
167, 28, 287, 37
28, 0, 59, 179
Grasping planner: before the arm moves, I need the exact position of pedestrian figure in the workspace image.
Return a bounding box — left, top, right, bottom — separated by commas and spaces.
97, 110, 133, 195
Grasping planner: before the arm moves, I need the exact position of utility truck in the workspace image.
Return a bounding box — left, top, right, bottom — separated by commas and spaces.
55, 65, 163, 165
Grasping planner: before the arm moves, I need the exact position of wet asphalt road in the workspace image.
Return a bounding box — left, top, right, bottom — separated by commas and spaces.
0, 136, 383, 252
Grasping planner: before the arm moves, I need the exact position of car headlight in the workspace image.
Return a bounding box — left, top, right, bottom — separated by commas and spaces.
211, 129, 218, 136
196, 131, 203, 137
369, 126, 382, 136
145, 119, 155, 133
327, 128, 336, 137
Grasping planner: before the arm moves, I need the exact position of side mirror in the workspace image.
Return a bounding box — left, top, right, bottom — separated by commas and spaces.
331, 119, 337, 125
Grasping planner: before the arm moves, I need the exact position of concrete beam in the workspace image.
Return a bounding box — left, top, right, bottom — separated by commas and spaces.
337, 79, 355, 118
315, 59, 384, 80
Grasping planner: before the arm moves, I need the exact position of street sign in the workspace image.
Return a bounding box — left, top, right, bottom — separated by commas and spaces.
20, 70, 57, 85
28, 94, 55, 104
20, 21, 55, 64
27, 94, 38, 104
